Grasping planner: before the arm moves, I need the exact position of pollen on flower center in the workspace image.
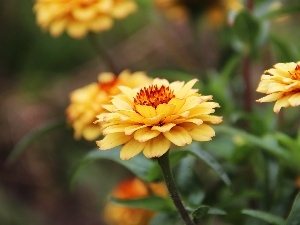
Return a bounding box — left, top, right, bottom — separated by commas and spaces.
133, 85, 175, 109
291, 64, 300, 80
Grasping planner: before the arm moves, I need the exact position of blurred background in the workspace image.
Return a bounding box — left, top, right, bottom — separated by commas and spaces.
1, 0, 300, 224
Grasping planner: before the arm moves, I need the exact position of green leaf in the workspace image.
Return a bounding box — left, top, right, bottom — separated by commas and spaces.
286, 191, 300, 225
150, 213, 180, 225
208, 207, 227, 215
192, 205, 210, 223
6, 119, 65, 165
71, 148, 155, 185
215, 125, 291, 161
232, 10, 261, 51
242, 209, 285, 225
185, 144, 231, 187
263, 5, 300, 20
111, 196, 174, 212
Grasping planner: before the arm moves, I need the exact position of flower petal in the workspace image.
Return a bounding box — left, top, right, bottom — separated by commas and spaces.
176, 79, 198, 98
118, 86, 135, 101
273, 95, 291, 113
120, 139, 146, 160
102, 124, 128, 134
134, 127, 160, 142
96, 133, 132, 150
143, 134, 171, 158
124, 124, 148, 135
163, 126, 192, 146
151, 123, 176, 132
288, 93, 300, 106
177, 95, 202, 114
188, 124, 215, 141
135, 105, 157, 118
256, 92, 282, 103
156, 104, 176, 117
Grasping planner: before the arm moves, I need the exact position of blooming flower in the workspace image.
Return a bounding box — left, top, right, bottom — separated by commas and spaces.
66, 70, 152, 141
256, 62, 300, 113
95, 78, 222, 160
34, 0, 137, 38
103, 177, 167, 225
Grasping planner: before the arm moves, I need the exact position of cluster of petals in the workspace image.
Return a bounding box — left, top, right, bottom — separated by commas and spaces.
34, 0, 137, 38
66, 70, 152, 141
256, 62, 300, 113
95, 78, 222, 160
103, 178, 167, 225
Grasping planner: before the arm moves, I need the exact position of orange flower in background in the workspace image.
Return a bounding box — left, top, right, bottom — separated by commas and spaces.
34, 0, 137, 38
256, 62, 300, 113
66, 70, 152, 141
103, 178, 167, 225
95, 78, 222, 160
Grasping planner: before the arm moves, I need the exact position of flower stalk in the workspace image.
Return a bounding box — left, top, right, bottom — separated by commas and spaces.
157, 151, 195, 225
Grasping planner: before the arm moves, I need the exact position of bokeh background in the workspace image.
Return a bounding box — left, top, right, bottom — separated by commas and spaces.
2, 0, 300, 224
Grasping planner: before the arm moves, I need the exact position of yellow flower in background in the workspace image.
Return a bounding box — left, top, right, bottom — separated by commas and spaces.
256, 62, 300, 113
66, 70, 152, 141
34, 0, 137, 38
103, 178, 167, 225
95, 78, 222, 160
154, 0, 243, 26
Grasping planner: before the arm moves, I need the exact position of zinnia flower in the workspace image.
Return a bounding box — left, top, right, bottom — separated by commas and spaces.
34, 0, 137, 38
256, 62, 300, 113
66, 70, 152, 141
103, 177, 167, 225
95, 78, 222, 160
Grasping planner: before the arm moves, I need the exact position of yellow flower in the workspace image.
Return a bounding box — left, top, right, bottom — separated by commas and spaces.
95, 78, 222, 160
256, 62, 300, 113
66, 70, 152, 141
34, 0, 137, 38
154, 0, 243, 26
103, 178, 167, 225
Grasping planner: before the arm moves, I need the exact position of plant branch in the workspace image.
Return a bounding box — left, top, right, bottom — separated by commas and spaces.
157, 151, 195, 225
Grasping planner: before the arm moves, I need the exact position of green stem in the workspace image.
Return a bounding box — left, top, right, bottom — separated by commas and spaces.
157, 151, 195, 225
88, 33, 119, 74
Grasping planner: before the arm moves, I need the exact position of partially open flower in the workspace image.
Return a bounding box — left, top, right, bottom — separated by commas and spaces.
66, 70, 152, 141
34, 0, 137, 38
95, 78, 222, 159
256, 62, 300, 113
103, 178, 167, 225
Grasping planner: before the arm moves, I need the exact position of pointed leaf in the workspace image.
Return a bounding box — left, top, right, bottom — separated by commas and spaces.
242, 209, 285, 225
215, 125, 291, 161
286, 191, 300, 225
111, 196, 174, 212
71, 148, 155, 185
185, 144, 231, 187
6, 119, 65, 165
192, 205, 210, 223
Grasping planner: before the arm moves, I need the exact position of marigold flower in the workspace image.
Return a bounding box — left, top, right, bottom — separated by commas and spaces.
95, 78, 222, 160
66, 70, 152, 141
34, 0, 137, 38
103, 178, 167, 225
256, 62, 300, 113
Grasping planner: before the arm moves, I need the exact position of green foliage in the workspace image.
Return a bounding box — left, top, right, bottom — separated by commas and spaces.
241, 209, 285, 225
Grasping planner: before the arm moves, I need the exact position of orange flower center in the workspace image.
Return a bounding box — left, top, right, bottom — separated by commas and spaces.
133, 85, 175, 109
98, 76, 118, 93
291, 64, 300, 80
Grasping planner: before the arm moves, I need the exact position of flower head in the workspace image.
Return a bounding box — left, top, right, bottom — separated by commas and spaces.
95, 78, 222, 160
66, 70, 152, 140
34, 0, 137, 38
103, 178, 167, 225
256, 62, 300, 113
